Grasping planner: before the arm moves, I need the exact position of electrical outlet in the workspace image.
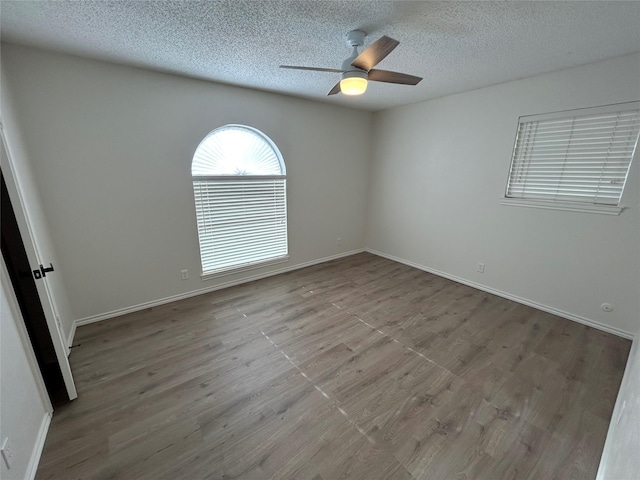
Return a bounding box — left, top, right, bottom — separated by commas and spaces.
336, 237, 342, 246
477, 263, 485, 273
1, 437, 12, 470
181, 269, 189, 280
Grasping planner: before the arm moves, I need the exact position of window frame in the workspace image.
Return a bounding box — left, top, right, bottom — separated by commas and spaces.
191, 125, 289, 279
501, 101, 640, 215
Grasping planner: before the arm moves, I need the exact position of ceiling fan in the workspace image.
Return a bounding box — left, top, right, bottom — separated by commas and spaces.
280, 30, 422, 96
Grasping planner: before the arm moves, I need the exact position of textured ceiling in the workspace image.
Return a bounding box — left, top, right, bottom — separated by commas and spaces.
1, 1, 639, 111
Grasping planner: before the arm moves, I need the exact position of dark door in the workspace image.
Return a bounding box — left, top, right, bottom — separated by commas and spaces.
1, 171, 68, 405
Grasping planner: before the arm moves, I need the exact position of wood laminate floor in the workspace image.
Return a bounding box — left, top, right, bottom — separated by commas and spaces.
36, 253, 630, 480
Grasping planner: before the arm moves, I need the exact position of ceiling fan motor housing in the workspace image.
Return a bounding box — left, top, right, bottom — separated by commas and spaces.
341, 56, 367, 77
341, 68, 367, 82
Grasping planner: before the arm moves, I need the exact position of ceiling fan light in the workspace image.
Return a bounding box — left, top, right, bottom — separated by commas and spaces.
340, 71, 368, 96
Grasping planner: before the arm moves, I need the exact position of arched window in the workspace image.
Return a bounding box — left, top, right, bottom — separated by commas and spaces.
192, 125, 288, 276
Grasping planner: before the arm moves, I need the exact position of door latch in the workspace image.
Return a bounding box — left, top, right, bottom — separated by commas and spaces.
33, 263, 54, 280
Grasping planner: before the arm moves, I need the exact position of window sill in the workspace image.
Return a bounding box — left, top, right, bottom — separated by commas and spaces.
501, 198, 624, 215
201, 255, 290, 280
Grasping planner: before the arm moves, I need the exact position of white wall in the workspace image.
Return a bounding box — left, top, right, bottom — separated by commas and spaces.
367, 53, 640, 337
0, 44, 371, 322
0, 61, 76, 345
0, 258, 52, 480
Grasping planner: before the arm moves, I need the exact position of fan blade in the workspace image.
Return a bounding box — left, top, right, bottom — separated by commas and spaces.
351, 36, 399, 71
327, 82, 341, 96
368, 69, 422, 85
280, 65, 342, 73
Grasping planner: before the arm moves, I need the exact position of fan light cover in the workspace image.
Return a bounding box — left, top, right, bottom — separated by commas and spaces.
340, 77, 367, 95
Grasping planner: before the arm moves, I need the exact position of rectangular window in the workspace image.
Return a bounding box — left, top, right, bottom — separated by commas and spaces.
504, 102, 640, 214
193, 178, 288, 276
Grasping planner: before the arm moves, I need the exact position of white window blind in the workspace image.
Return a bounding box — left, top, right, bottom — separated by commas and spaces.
192, 125, 288, 276
506, 102, 640, 206
193, 178, 287, 274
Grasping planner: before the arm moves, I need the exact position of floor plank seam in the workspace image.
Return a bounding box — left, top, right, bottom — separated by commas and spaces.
345, 309, 461, 381
259, 329, 376, 445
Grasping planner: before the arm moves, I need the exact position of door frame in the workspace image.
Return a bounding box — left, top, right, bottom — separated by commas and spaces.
0, 122, 77, 400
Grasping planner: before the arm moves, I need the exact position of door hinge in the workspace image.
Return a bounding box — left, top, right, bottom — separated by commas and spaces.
32, 263, 54, 280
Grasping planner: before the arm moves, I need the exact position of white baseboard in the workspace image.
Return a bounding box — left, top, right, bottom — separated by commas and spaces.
366, 248, 634, 340
26, 412, 51, 480
71, 250, 365, 333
